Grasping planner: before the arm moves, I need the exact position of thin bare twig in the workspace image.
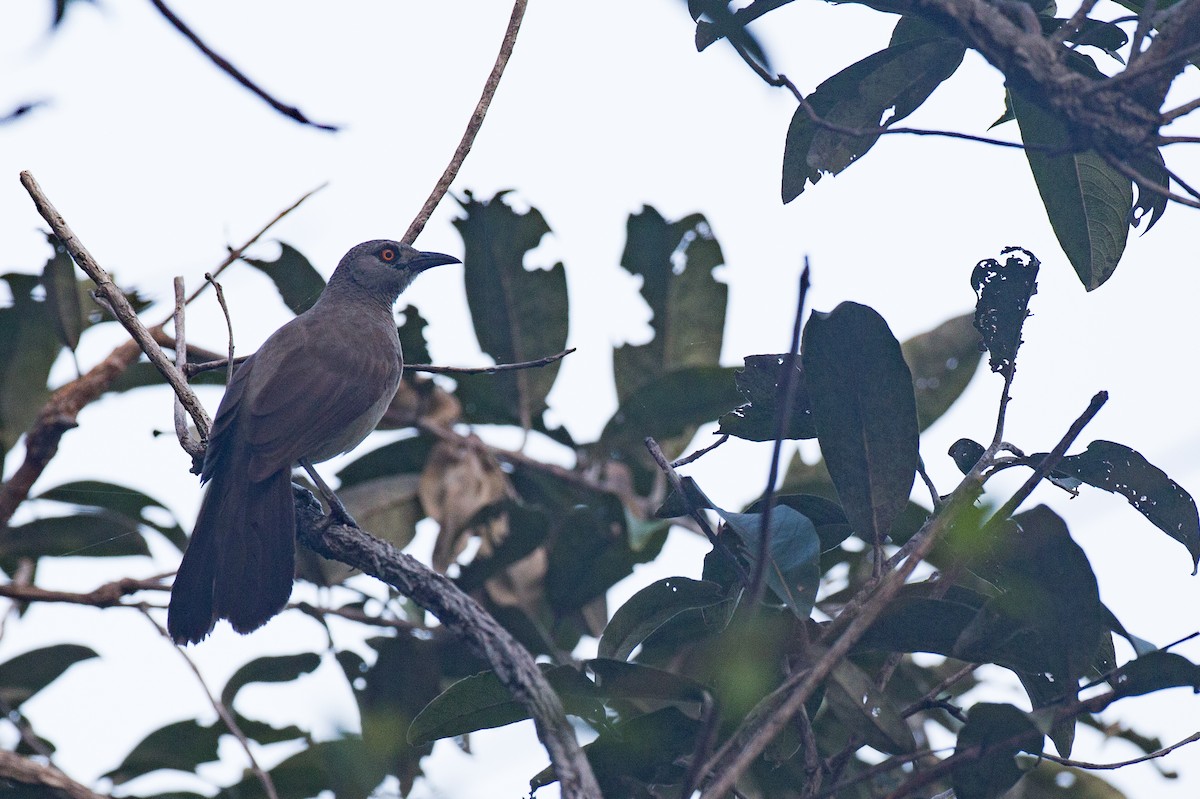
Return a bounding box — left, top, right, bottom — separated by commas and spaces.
749, 264, 810, 609
147, 0, 336, 131
672, 434, 731, 468
0, 576, 168, 606
172, 278, 204, 461
141, 610, 279, 799
205, 273, 236, 385
1043, 729, 1200, 770
409, 348, 574, 375
402, 0, 529, 244
19, 171, 213, 440
1126, 0, 1158, 69
1161, 94, 1200, 123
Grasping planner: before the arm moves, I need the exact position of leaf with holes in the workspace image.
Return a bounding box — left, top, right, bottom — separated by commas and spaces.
971, 247, 1039, 379
802, 302, 919, 544
718, 354, 815, 441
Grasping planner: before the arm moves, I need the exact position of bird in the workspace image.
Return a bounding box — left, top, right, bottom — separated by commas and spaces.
167, 240, 460, 644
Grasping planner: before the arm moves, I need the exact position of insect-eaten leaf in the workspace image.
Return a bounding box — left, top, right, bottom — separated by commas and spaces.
718, 354, 815, 441
971, 246, 1039, 378
782, 16, 965, 201
802, 302, 919, 545
1029, 440, 1200, 573
453, 190, 568, 431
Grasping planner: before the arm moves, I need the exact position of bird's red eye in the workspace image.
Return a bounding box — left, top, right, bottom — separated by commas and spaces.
380, 248, 397, 262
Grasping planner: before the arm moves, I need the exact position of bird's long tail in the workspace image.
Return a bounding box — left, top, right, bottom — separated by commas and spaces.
168, 449, 296, 643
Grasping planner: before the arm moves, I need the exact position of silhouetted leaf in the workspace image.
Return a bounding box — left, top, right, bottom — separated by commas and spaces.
243, 242, 326, 315
1012, 89, 1131, 290
336, 434, 434, 488
0, 512, 149, 561
746, 493, 852, 552
1110, 651, 1200, 699
782, 17, 965, 200
802, 302, 919, 544
600, 366, 742, 458
220, 653, 321, 708
613, 206, 727, 402
37, 480, 187, 552
691, 0, 773, 71
901, 311, 983, 430
587, 658, 708, 703
952, 703, 1044, 799
950, 438, 987, 474
104, 720, 222, 784
409, 665, 601, 745
222, 737, 380, 799
1038, 440, 1200, 572
598, 577, 727, 660
0, 645, 97, 708
454, 500, 549, 593
453, 190, 567, 430
718, 354, 815, 441
0, 273, 62, 464
1130, 149, 1169, 233
40, 234, 82, 352
971, 247, 1039, 378
825, 659, 917, 755
716, 506, 820, 617
396, 303, 432, 366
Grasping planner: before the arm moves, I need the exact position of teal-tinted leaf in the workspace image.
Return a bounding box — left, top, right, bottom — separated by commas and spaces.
745, 493, 852, 552
453, 190, 567, 430
242, 242, 326, 315
104, 720, 222, 784
1011, 91, 1132, 290
0, 512, 149, 561
408, 665, 601, 745
220, 653, 321, 708
1043, 440, 1200, 572
0, 273, 62, 462
782, 20, 965, 200
824, 659, 917, 755
0, 644, 97, 708
530, 707, 697, 794
613, 206, 727, 402
599, 366, 742, 457
586, 658, 708, 703
716, 506, 820, 617
801, 302, 919, 544
952, 703, 1044, 799
900, 311, 983, 430
1110, 651, 1200, 699
971, 246, 1039, 378
718, 354, 815, 441
597, 577, 727, 660
40, 234, 83, 352
37, 480, 187, 552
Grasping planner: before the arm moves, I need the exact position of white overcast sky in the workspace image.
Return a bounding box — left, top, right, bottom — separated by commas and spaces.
3, 1, 1200, 797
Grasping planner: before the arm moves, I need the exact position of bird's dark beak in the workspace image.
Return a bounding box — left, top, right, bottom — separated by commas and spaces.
410, 251, 461, 272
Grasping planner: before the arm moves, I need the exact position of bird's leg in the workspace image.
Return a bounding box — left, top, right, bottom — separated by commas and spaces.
299, 459, 358, 527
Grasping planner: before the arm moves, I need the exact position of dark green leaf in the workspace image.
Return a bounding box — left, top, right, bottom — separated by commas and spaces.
950, 438, 987, 474
0, 273, 62, 462
242, 242, 326, 315
613, 206, 727, 402
453, 190, 568, 429
901, 311, 983, 430
1011, 90, 1132, 290
455, 500, 549, 592
1129, 149, 1169, 233
104, 720, 222, 784
530, 707, 697, 795
717, 506, 820, 617
220, 653, 321, 708
0, 512, 149, 561
782, 20, 965, 200
599, 366, 742, 458
40, 234, 83, 351
396, 303, 432, 366
1110, 651, 1200, 699
1041, 440, 1200, 572
598, 577, 727, 660
824, 659, 917, 755
36, 480, 187, 552
336, 434, 434, 488
586, 658, 708, 703
104, 359, 228, 395
952, 703, 1044, 799
0, 645, 97, 708
856, 587, 983, 658
802, 302, 919, 544
220, 737, 381, 799
1041, 16, 1129, 61
408, 665, 601, 745
971, 247, 1039, 378
718, 354, 815, 441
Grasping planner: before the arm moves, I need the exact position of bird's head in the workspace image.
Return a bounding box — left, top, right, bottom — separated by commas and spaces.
332, 239, 460, 300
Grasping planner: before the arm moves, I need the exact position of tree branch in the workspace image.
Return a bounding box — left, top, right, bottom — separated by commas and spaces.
0, 750, 109, 799
402, 0, 529, 244
293, 487, 601, 799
